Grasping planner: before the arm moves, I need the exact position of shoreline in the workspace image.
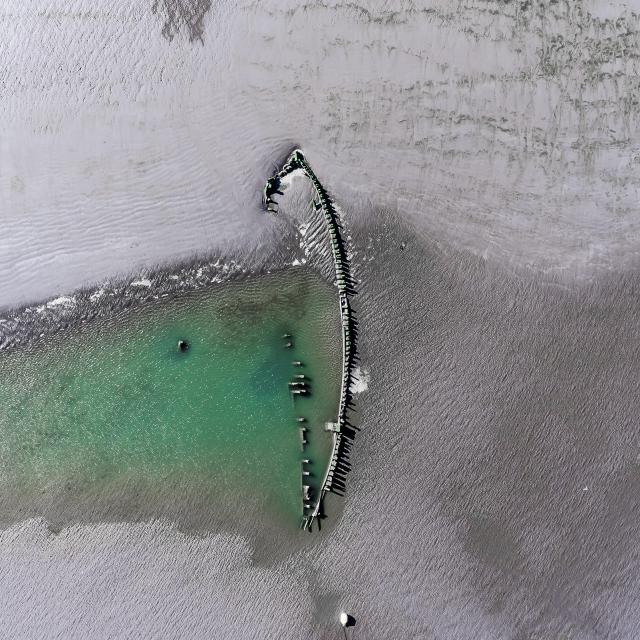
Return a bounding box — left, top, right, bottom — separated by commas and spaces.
0, 242, 311, 353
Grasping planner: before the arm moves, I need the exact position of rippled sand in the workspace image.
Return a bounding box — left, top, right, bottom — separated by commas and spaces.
2, 2, 640, 639
3, 1, 640, 309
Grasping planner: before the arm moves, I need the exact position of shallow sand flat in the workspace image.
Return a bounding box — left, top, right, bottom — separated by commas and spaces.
2, 1, 640, 639
0, 520, 316, 639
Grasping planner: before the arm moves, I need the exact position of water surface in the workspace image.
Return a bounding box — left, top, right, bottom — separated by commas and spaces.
0, 269, 341, 530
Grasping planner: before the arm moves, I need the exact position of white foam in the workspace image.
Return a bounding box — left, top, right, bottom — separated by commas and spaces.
130, 279, 152, 288
350, 366, 369, 395
89, 288, 106, 302
46, 296, 75, 308
298, 222, 310, 237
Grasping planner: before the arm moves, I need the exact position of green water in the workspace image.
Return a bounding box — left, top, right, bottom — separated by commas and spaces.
0, 269, 341, 528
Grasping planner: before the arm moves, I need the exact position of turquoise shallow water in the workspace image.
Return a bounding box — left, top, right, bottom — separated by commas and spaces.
0, 269, 341, 529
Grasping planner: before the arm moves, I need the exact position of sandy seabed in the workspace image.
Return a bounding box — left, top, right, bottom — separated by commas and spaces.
2, 1, 640, 638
